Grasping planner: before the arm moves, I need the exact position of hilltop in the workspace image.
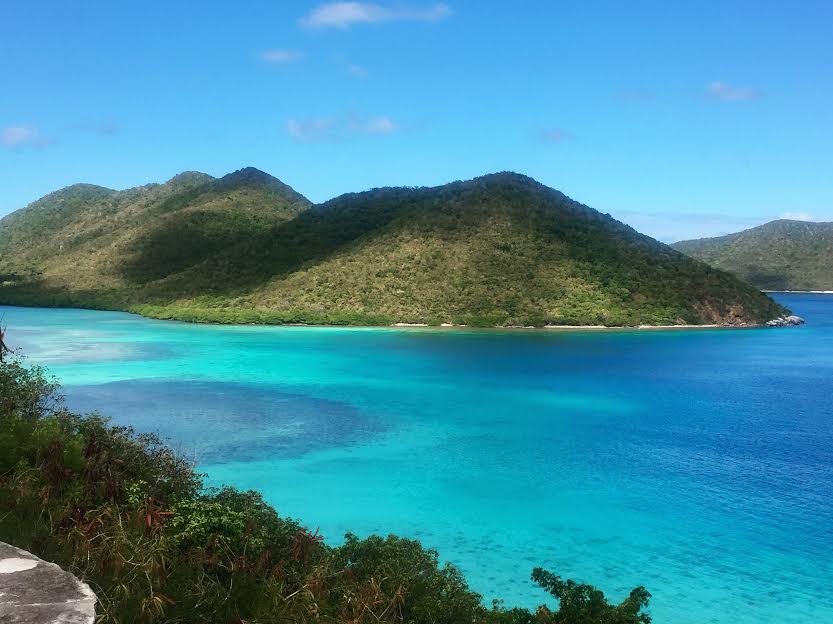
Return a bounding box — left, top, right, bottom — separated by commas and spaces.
0, 167, 309, 291
0, 169, 787, 326
673, 219, 833, 291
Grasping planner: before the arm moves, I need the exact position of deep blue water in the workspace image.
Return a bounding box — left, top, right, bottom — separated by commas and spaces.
2, 293, 832, 623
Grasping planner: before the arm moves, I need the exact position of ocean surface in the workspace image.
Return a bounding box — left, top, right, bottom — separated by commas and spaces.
2, 293, 831, 623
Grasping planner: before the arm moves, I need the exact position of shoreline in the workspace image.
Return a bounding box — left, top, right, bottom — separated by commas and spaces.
399, 323, 751, 332
0, 302, 768, 333
763, 290, 833, 294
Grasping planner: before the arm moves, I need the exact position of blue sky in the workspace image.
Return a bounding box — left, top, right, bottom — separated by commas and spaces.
2, 0, 831, 241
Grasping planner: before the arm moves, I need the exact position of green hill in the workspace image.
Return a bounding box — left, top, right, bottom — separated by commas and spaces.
0, 169, 786, 326
673, 220, 833, 291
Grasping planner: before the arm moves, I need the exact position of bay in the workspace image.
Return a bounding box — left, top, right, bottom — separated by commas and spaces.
2, 293, 831, 623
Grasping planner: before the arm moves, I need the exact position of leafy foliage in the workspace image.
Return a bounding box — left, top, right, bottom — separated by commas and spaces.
0, 169, 787, 325
0, 357, 652, 623
529, 568, 651, 624
673, 219, 833, 291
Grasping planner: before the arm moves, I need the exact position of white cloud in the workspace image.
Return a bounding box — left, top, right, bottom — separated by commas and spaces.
614, 208, 833, 242
707, 81, 760, 101
260, 49, 304, 64
287, 115, 399, 142
538, 128, 575, 144
613, 210, 769, 243
300, 2, 451, 29
287, 118, 337, 142
780, 212, 814, 221
3, 122, 115, 151
2, 125, 42, 149
347, 63, 369, 78
353, 115, 397, 134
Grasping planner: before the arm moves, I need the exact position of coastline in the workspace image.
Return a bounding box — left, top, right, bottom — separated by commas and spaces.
763, 290, 833, 294
0, 301, 766, 333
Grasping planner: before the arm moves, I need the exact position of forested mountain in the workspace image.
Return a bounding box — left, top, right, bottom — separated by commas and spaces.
0, 169, 786, 326
673, 220, 833, 291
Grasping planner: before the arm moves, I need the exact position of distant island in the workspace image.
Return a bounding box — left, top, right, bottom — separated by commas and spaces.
0, 168, 787, 327
673, 219, 833, 292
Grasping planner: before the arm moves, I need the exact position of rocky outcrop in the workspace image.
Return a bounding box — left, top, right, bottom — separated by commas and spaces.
766, 315, 806, 327
0, 542, 95, 623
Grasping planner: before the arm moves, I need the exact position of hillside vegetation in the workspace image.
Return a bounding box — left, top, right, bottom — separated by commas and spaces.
1, 356, 652, 623
0, 169, 786, 326
673, 219, 833, 291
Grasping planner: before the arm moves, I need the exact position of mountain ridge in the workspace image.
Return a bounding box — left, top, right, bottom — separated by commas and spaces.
0, 168, 788, 326
673, 219, 833, 291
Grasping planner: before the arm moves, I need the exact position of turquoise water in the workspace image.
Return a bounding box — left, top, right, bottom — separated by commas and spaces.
2, 293, 832, 623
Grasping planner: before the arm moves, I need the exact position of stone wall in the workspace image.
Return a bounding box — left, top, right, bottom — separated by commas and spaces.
0, 542, 95, 623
